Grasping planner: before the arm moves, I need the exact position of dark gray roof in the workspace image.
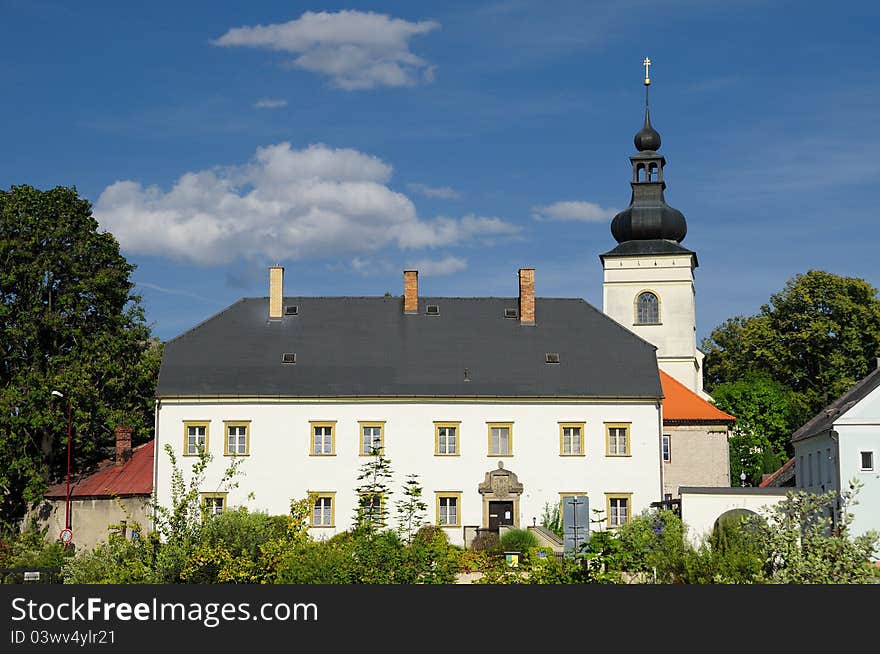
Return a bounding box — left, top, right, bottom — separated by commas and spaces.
679, 487, 789, 496
791, 366, 880, 443
600, 239, 698, 265
157, 296, 663, 399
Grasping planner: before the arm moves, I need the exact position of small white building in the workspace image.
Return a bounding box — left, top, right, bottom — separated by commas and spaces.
679, 487, 788, 547
792, 365, 880, 542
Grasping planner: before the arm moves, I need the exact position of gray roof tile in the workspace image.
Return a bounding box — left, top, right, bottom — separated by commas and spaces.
157, 296, 662, 399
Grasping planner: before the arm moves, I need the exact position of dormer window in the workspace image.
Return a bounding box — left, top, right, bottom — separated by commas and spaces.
636, 291, 660, 325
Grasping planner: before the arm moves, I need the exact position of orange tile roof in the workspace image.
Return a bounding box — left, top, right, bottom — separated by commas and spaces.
660, 370, 736, 423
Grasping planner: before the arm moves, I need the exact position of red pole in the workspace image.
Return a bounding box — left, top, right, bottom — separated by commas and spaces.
65, 399, 72, 530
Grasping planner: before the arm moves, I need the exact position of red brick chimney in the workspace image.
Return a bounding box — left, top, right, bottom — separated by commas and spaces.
404, 270, 419, 314
518, 268, 535, 325
115, 425, 133, 466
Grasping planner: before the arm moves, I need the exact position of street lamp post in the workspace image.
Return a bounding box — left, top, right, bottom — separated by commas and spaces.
50, 391, 72, 533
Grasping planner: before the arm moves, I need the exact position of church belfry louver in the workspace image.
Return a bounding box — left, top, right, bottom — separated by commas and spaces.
601, 58, 708, 398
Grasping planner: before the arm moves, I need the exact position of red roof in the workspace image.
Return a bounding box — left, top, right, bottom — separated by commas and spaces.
45, 440, 154, 498
759, 457, 795, 487
660, 371, 736, 423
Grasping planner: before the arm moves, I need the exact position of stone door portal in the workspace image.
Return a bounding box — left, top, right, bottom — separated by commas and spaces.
478, 462, 524, 530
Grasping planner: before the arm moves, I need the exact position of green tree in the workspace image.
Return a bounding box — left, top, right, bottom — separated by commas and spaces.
0, 185, 161, 529
353, 446, 393, 529
711, 372, 796, 453
702, 270, 880, 425
713, 372, 794, 484
727, 425, 785, 487
394, 473, 427, 544
753, 482, 879, 583
540, 500, 563, 538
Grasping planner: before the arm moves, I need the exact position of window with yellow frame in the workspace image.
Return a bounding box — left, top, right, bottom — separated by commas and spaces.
487, 422, 512, 456
358, 421, 385, 456
223, 421, 250, 456
559, 422, 585, 456
434, 422, 461, 456
605, 422, 631, 456
183, 421, 209, 456
357, 492, 386, 527
605, 493, 632, 527
436, 492, 462, 527
308, 492, 336, 527
309, 421, 336, 456
200, 492, 227, 516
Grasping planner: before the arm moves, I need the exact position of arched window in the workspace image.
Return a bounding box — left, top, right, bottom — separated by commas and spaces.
636, 291, 659, 324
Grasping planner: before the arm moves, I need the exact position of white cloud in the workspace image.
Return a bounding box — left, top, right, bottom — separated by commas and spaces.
531, 200, 617, 222
213, 10, 440, 90
404, 256, 468, 276
407, 183, 461, 200
254, 98, 288, 109
95, 142, 519, 266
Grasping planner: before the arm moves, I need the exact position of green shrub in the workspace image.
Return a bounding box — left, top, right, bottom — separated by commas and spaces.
201, 508, 288, 560
500, 528, 538, 553
62, 534, 160, 584
540, 501, 563, 538
0, 522, 72, 570
276, 541, 353, 584
614, 509, 689, 581
412, 525, 447, 547
471, 531, 501, 554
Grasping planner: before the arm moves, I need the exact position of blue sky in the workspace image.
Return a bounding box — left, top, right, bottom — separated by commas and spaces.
2, 0, 878, 342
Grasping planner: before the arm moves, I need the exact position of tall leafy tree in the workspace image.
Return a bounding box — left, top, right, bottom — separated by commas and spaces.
712, 372, 796, 482
353, 447, 393, 529
703, 270, 880, 426
0, 185, 161, 529
395, 473, 427, 544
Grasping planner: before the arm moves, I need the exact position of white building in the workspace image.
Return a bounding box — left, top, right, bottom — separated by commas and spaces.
154, 268, 666, 546
152, 85, 733, 547
792, 365, 880, 542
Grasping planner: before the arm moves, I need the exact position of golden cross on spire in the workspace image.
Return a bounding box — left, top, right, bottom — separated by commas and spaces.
643, 57, 651, 86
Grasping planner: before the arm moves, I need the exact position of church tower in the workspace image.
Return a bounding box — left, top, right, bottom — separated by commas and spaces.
601, 59, 708, 398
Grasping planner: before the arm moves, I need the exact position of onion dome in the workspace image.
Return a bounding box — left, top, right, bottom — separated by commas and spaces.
634, 107, 661, 152
609, 74, 687, 244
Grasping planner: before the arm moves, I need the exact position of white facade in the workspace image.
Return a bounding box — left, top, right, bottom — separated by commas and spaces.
154, 398, 663, 546
603, 252, 707, 398
794, 381, 880, 543
679, 487, 788, 547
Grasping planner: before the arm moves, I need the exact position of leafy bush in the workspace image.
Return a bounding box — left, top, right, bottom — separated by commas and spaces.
471, 531, 501, 554
201, 508, 289, 560
62, 534, 160, 584
540, 501, 563, 538
276, 541, 353, 584
754, 483, 878, 583
500, 528, 538, 553
614, 509, 689, 581
0, 522, 72, 570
